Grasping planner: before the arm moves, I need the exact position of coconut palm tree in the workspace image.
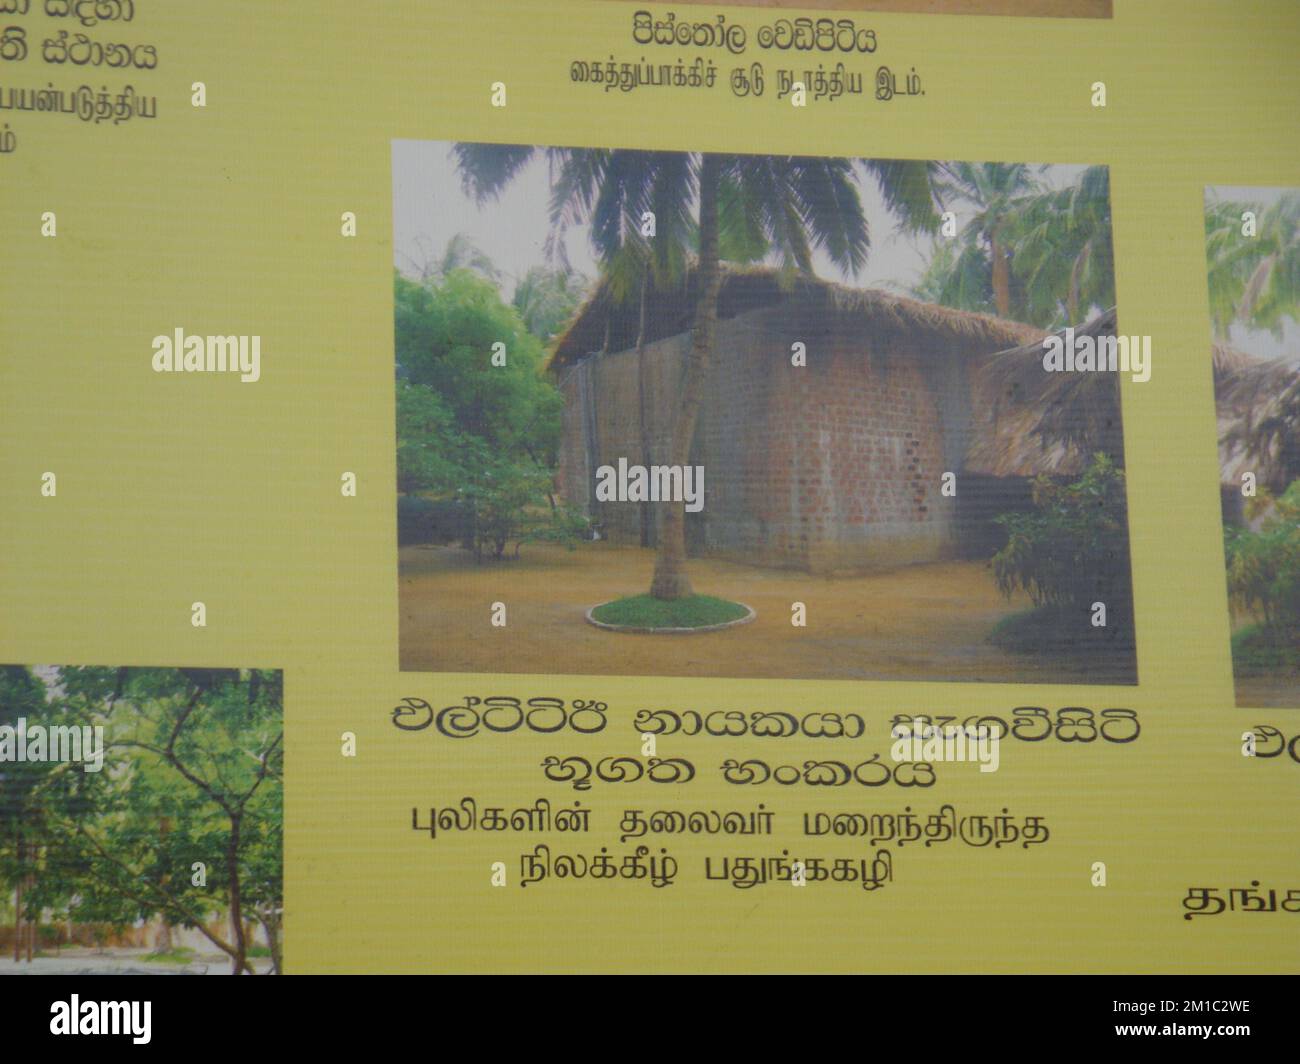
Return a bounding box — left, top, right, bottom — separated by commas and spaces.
1008, 164, 1115, 326
511, 266, 588, 342
914, 164, 1115, 329
1206, 197, 1257, 338
402, 231, 501, 286
453, 145, 941, 599
1206, 194, 1300, 495
932, 162, 1040, 318
1206, 191, 1300, 339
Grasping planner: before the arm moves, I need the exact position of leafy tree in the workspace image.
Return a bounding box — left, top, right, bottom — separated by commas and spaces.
394, 269, 580, 558
0, 666, 53, 962
395, 270, 560, 459
2, 668, 283, 974
396, 379, 461, 495
453, 145, 942, 598
240, 773, 282, 974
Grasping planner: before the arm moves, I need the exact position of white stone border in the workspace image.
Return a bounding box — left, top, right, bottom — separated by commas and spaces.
584, 602, 757, 634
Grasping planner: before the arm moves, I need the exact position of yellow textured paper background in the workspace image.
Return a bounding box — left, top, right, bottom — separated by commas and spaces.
0, 0, 1296, 973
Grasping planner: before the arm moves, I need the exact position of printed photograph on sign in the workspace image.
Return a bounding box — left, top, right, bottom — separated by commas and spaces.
0, 666, 283, 975
1204, 185, 1300, 709
393, 141, 1136, 684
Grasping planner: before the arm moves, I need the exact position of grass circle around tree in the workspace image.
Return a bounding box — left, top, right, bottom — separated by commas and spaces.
587, 593, 755, 633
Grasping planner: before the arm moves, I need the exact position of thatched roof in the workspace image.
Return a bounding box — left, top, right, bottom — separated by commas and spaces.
965, 308, 1124, 478
1213, 341, 1262, 379
977, 320, 1300, 490
1216, 350, 1300, 489
549, 265, 1042, 370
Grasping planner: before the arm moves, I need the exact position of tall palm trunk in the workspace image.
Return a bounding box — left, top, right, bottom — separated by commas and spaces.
991, 233, 1011, 318
650, 154, 722, 600
637, 273, 652, 548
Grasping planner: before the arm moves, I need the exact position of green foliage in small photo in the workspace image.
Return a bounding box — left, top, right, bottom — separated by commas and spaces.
1, 667, 283, 974
1225, 480, 1300, 676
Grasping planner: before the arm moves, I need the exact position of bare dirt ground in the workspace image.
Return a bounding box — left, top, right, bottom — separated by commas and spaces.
399, 542, 1135, 684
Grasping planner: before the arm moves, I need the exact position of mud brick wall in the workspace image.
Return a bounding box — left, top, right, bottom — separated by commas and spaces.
556, 330, 690, 545
556, 305, 979, 572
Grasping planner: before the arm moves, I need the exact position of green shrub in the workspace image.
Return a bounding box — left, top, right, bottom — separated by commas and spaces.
1225, 480, 1300, 634
455, 456, 590, 562
991, 453, 1133, 633
397, 495, 474, 547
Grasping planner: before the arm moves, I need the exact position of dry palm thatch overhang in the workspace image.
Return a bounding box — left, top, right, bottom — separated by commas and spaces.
970, 307, 1125, 478
1214, 343, 1300, 492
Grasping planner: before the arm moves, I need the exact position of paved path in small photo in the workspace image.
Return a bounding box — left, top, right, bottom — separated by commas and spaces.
0, 948, 271, 975
400, 542, 1133, 684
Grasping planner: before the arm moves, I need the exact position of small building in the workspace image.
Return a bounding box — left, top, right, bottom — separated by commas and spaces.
551, 267, 1119, 573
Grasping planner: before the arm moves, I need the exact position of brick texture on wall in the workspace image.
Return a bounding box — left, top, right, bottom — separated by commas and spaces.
556, 303, 987, 573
